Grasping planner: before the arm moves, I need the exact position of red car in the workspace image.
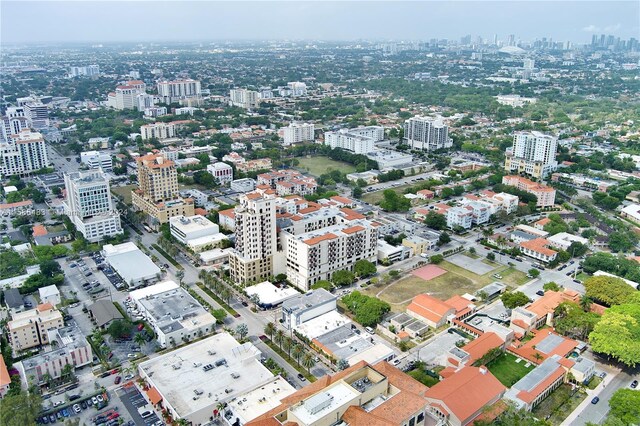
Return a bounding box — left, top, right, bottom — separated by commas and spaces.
137, 324, 144, 331
114, 376, 121, 384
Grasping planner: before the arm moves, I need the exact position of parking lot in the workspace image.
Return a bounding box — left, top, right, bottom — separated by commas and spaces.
117, 384, 162, 426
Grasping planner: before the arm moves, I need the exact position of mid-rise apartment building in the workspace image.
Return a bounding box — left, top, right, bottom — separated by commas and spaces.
1, 108, 29, 142
502, 175, 556, 208
229, 89, 260, 109
80, 150, 113, 172
69, 65, 100, 77
64, 170, 123, 242
131, 154, 194, 226
0, 130, 49, 177
7, 303, 64, 352
157, 79, 201, 103
140, 122, 176, 140
404, 116, 453, 151
324, 126, 384, 154
230, 193, 278, 284
446, 206, 474, 229
504, 131, 558, 178
283, 220, 378, 291
107, 81, 147, 110
282, 122, 315, 145
206, 162, 234, 184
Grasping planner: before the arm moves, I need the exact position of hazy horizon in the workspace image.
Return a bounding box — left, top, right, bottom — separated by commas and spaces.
1, 1, 638, 45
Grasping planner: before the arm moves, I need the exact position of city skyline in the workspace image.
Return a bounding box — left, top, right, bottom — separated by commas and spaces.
1, 1, 638, 44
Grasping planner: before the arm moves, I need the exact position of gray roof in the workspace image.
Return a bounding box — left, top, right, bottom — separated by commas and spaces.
314, 325, 373, 361
3, 288, 23, 308
405, 319, 429, 333
282, 288, 335, 314
511, 230, 536, 241
510, 354, 565, 394
477, 282, 507, 298
572, 356, 595, 373
390, 313, 413, 326
536, 333, 565, 354
89, 300, 123, 327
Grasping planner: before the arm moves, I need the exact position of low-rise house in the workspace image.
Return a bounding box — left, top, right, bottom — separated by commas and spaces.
519, 238, 558, 263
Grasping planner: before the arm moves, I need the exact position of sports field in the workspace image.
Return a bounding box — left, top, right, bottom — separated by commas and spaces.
296, 156, 356, 177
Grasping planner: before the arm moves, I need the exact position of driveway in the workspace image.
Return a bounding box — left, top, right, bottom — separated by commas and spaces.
447, 253, 495, 275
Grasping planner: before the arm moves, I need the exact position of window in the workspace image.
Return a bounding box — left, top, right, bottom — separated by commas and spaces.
417, 413, 424, 423
409, 418, 415, 426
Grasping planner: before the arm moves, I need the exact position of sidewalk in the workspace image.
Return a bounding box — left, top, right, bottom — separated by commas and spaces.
561, 373, 616, 426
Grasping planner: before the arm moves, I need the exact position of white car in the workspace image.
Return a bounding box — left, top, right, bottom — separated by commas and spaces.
392, 359, 401, 366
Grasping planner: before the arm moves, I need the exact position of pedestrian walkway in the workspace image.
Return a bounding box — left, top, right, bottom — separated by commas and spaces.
561, 373, 616, 425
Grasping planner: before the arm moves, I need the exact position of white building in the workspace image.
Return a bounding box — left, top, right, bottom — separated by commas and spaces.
38, 285, 61, 307
283, 220, 378, 291
546, 232, 589, 251
64, 170, 123, 242
229, 89, 260, 109
404, 116, 453, 151
1, 109, 29, 142
69, 65, 100, 77
140, 122, 176, 140
107, 82, 146, 110
157, 79, 202, 103
130, 280, 216, 348
80, 150, 113, 172
135, 93, 155, 111
324, 126, 384, 154
282, 122, 315, 145
244, 281, 299, 309
0, 130, 49, 177
169, 215, 228, 252
103, 242, 161, 287
505, 131, 558, 178
24, 103, 50, 129
206, 162, 234, 184
446, 206, 474, 229
281, 288, 337, 329
287, 81, 308, 96
495, 94, 537, 107
138, 333, 294, 425
230, 178, 256, 193
365, 149, 413, 168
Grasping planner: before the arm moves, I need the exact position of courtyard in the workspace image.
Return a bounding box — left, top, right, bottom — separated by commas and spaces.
486, 352, 535, 387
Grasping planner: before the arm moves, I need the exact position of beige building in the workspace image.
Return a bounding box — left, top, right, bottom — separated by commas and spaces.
230, 192, 277, 285
402, 235, 435, 255
140, 122, 176, 140
131, 153, 194, 227
502, 175, 556, 208
7, 303, 64, 352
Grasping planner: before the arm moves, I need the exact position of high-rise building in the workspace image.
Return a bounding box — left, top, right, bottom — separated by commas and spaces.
106, 80, 147, 110
69, 65, 100, 77
24, 102, 49, 129
157, 79, 201, 103
229, 193, 277, 285
504, 131, 558, 178
523, 58, 535, 70
229, 89, 260, 109
324, 126, 384, 154
0, 129, 49, 177
1, 109, 29, 142
403, 116, 453, 151
64, 170, 122, 242
287, 81, 307, 96
131, 154, 194, 226
508, 34, 516, 46
282, 122, 315, 145
135, 93, 155, 111
80, 150, 113, 172
140, 122, 176, 140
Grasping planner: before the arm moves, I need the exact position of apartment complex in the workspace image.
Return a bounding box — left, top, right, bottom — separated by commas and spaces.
257, 170, 317, 196
69, 65, 100, 77
1, 108, 29, 142
7, 303, 64, 352
0, 129, 49, 177
229, 193, 278, 284
157, 79, 202, 103
404, 116, 453, 151
282, 122, 315, 145
324, 126, 384, 154
80, 150, 113, 172
229, 88, 260, 109
64, 170, 123, 242
106, 80, 147, 110
502, 175, 556, 208
131, 154, 194, 226
140, 122, 178, 140
504, 131, 558, 178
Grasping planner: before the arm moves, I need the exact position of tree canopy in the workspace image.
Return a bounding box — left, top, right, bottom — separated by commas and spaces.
608, 389, 640, 425
353, 260, 376, 278
0, 392, 42, 426
501, 291, 530, 309
581, 253, 640, 283
584, 275, 636, 307
589, 293, 640, 367
342, 291, 390, 327
379, 189, 411, 212
424, 211, 447, 230
553, 302, 600, 340
331, 270, 355, 287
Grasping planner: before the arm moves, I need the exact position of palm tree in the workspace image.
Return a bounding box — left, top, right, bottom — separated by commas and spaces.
134, 333, 146, 348
533, 352, 544, 363
302, 352, 315, 374
274, 329, 285, 350
264, 322, 276, 341
291, 343, 303, 366
198, 270, 207, 282
282, 337, 292, 358
176, 270, 185, 286
216, 402, 226, 417
580, 296, 593, 312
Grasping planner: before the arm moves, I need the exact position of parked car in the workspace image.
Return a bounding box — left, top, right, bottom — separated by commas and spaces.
114, 376, 121, 384
297, 373, 306, 381
591, 396, 600, 404
631, 380, 638, 389
73, 404, 81, 414
536, 290, 545, 296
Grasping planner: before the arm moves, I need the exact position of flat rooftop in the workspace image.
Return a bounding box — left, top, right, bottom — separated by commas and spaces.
295, 311, 351, 340
245, 281, 299, 307
315, 325, 394, 365
226, 376, 295, 425
103, 242, 160, 282
282, 288, 335, 314
290, 382, 359, 424
139, 333, 274, 418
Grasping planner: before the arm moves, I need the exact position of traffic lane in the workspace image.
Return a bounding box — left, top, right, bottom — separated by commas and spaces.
252, 339, 306, 389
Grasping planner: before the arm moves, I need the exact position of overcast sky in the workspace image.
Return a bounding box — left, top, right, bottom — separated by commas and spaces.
2, 1, 638, 44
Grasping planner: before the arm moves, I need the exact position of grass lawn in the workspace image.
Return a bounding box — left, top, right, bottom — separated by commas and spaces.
586, 376, 602, 390
486, 352, 535, 387
46, 224, 66, 233
464, 251, 481, 259
496, 266, 529, 287
576, 272, 590, 282
532, 384, 587, 425
408, 369, 440, 387
111, 184, 137, 205
297, 156, 356, 177
361, 183, 415, 204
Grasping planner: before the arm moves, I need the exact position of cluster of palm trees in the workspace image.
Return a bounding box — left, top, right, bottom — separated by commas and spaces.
157, 235, 179, 260
198, 270, 232, 304
264, 322, 315, 374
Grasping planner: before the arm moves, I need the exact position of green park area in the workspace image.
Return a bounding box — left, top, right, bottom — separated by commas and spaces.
486, 352, 535, 387
111, 184, 137, 205
361, 183, 415, 204
296, 156, 356, 177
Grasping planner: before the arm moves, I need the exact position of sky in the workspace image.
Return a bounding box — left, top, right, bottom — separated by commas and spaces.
1, 1, 638, 44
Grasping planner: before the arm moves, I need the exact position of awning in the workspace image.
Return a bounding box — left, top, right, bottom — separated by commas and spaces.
147, 386, 162, 405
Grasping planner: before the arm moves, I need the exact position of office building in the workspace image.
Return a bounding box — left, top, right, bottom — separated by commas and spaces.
64, 170, 123, 242
404, 116, 453, 151
23, 103, 49, 129
131, 153, 194, 226
1, 130, 49, 177
283, 220, 378, 291
169, 215, 228, 252
502, 176, 556, 208
281, 288, 337, 329
282, 122, 315, 145
504, 131, 558, 178
7, 303, 64, 352
1, 109, 29, 142
107, 81, 147, 110
130, 281, 216, 348
324, 126, 384, 154
80, 150, 113, 172
138, 333, 294, 425
229, 192, 278, 285
17, 325, 92, 387
229, 89, 260, 109
206, 162, 234, 184
157, 79, 201, 103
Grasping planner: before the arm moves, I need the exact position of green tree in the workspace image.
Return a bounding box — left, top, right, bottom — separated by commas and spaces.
337, 359, 350, 370
543, 282, 561, 292
107, 320, 131, 339
311, 280, 333, 291
430, 254, 444, 264
331, 270, 355, 287
379, 189, 411, 212
264, 322, 276, 341
437, 232, 451, 246
608, 389, 640, 425
353, 260, 376, 278
528, 268, 540, 278
584, 276, 635, 307
589, 294, 640, 367
486, 252, 496, 261
342, 291, 390, 327
501, 291, 530, 309
175, 270, 185, 286
553, 302, 600, 340
302, 352, 315, 374
235, 324, 249, 341
274, 329, 285, 350
608, 232, 634, 253
424, 211, 447, 230
0, 392, 42, 426
291, 343, 304, 365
